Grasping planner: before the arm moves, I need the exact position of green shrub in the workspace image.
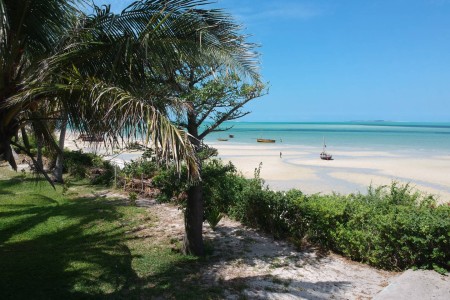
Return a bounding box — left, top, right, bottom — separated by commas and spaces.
63, 150, 94, 179
63, 150, 114, 185
129, 192, 138, 205
228, 164, 305, 241
294, 184, 450, 272
121, 159, 159, 179
202, 160, 245, 220
90, 160, 115, 186
152, 165, 189, 203
225, 177, 449, 272
205, 208, 223, 231
152, 159, 246, 218
143, 157, 450, 273
296, 194, 348, 249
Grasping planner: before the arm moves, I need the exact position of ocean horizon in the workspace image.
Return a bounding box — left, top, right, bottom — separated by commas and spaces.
203, 121, 450, 154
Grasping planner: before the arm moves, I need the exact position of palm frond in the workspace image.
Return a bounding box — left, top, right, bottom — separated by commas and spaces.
11, 72, 199, 178
2, 0, 261, 178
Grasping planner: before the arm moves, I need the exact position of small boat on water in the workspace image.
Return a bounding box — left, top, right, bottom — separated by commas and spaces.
320, 137, 333, 160
257, 138, 276, 143
217, 138, 228, 141
78, 134, 104, 142
229, 134, 234, 138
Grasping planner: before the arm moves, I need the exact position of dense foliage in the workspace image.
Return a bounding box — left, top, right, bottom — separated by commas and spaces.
148, 159, 450, 273
152, 158, 245, 229
87, 154, 449, 273
63, 150, 114, 185
230, 177, 449, 273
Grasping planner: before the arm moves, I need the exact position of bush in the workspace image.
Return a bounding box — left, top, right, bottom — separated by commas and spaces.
202, 160, 245, 220
152, 159, 246, 219
63, 150, 114, 185
90, 160, 115, 186
151, 165, 189, 203
296, 194, 348, 249
63, 150, 93, 179
121, 159, 159, 179
226, 175, 449, 272
228, 164, 305, 241
294, 184, 450, 272
128, 156, 450, 273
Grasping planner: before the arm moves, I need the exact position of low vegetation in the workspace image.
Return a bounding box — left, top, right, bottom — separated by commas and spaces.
1, 150, 448, 299
55, 151, 450, 273
0, 169, 221, 299
139, 157, 450, 274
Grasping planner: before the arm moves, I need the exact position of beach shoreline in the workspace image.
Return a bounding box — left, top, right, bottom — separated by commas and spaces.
64, 130, 450, 204
208, 141, 450, 204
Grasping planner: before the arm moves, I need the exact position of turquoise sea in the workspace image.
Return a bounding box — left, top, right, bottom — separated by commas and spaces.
203, 121, 450, 154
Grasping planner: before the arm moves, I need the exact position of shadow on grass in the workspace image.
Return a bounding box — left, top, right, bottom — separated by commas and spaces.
0, 176, 354, 299
0, 176, 223, 299
0, 204, 135, 299
0, 189, 13, 196
0, 177, 141, 299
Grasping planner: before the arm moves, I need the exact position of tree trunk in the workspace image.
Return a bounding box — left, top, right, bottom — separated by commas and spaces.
183, 180, 204, 256
53, 118, 67, 183
183, 110, 204, 256
0, 132, 16, 170
36, 135, 43, 171
0, 113, 19, 170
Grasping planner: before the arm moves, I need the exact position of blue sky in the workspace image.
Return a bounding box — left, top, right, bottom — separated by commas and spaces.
102, 0, 450, 122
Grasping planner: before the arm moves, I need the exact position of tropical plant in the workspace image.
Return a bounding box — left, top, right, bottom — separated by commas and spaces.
1, 0, 262, 255
164, 54, 265, 256
0, 0, 79, 181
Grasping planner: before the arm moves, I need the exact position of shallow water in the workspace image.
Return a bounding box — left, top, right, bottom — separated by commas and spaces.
203, 121, 450, 154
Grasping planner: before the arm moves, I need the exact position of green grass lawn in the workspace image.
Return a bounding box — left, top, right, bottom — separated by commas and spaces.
0, 169, 221, 299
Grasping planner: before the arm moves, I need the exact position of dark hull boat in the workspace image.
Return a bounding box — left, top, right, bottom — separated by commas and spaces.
320, 137, 333, 160
320, 152, 333, 160
257, 138, 276, 143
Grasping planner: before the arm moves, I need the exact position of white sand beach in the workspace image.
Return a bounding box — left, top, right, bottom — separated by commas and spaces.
64, 131, 450, 204
209, 142, 450, 204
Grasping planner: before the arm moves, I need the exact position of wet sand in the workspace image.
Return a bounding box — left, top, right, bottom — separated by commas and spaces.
64, 131, 450, 204
210, 142, 450, 204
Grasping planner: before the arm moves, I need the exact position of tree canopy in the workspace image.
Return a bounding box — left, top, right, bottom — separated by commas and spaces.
1, 0, 261, 178
0, 0, 263, 256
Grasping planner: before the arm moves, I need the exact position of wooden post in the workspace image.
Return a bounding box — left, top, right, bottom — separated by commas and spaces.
114, 164, 117, 189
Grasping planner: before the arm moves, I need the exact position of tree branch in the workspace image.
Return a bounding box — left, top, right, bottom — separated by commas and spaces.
10, 140, 56, 189
199, 96, 256, 140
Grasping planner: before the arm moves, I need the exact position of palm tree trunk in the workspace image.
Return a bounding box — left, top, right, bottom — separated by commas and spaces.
53, 118, 67, 183
183, 112, 204, 256
184, 179, 204, 255
0, 112, 19, 170
36, 135, 43, 171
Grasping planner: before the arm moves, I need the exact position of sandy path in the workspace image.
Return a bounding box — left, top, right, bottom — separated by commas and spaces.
141, 199, 397, 299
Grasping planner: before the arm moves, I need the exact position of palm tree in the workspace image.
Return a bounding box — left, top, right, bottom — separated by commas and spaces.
1, 0, 261, 255
0, 0, 78, 176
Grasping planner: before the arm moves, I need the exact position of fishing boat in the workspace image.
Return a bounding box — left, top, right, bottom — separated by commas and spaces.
217, 138, 228, 141
257, 138, 276, 143
78, 134, 104, 142
320, 137, 333, 160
